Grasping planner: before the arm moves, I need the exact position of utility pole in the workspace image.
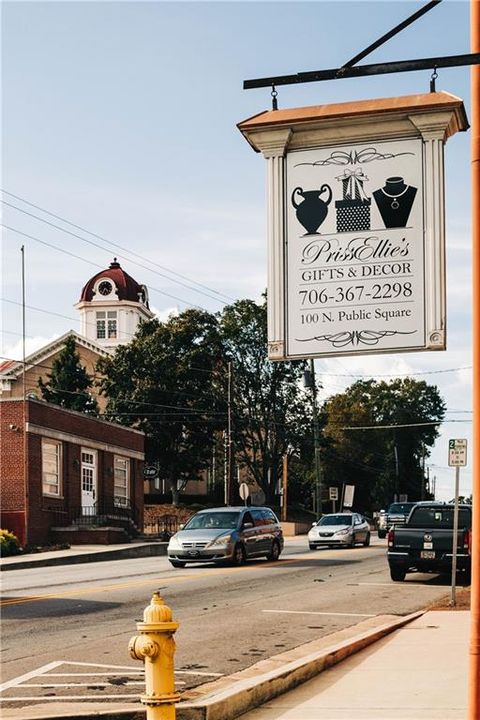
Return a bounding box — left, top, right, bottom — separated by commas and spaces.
421, 442, 426, 500
304, 359, 322, 517
226, 361, 235, 505
21, 245, 28, 547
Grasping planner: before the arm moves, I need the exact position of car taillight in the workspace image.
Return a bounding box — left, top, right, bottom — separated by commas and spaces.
464, 529, 472, 554
388, 528, 395, 547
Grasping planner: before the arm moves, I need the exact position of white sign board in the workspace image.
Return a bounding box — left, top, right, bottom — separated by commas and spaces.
239, 482, 250, 500
237, 92, 468, 362
329, 486, 339, 501
448, 438, 467, 467
286, 139, 424, 358
343, 484, 355, 508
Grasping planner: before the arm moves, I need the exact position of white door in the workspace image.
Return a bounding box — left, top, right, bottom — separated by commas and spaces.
81, 449, 97, 514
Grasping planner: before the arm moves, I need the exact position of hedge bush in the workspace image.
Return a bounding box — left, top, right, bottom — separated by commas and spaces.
0, 529, 22, 556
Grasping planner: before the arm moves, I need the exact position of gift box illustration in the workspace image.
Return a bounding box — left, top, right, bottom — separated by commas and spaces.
335, 169, 371, 232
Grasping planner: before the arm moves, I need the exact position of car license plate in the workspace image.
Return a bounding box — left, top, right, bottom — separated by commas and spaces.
420, 550, 435, 559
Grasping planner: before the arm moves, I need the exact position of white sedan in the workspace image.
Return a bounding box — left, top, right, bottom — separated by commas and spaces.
308, 512, 371, 549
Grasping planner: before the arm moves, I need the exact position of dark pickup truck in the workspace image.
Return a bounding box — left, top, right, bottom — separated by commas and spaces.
387, 503, 472, 582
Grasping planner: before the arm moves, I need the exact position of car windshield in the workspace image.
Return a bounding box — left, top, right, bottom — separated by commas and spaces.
184, 512, 240, 530
318, 514, 352, 526
408, 507, 471, 529
388, 503, 415, 514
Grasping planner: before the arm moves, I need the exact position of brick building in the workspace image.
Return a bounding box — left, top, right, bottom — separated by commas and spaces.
1, 398, 145, 546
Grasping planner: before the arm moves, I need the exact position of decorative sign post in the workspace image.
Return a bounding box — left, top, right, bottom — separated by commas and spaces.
238, 92, 468, 361
448, 438, 468, 607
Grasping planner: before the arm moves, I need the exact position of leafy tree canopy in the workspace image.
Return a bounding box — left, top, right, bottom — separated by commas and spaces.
320, 378, 446, 511
97, 310, 223, 504
218, 298, 314, 504
38, 335, 98, 414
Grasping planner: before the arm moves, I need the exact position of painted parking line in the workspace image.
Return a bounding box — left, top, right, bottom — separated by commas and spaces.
0, 660, 222, 704
262, 609, 375, 617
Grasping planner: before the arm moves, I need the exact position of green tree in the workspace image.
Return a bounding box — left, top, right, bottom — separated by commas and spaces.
218, 298, 314, 504
321, 378, 446, 512
38, 335, 99, 414
97, 310, 223, 505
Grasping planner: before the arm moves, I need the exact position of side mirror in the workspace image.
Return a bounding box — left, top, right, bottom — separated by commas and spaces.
312, 521, 316, 526
179, 524, 184, 530
243, 522, 253, 529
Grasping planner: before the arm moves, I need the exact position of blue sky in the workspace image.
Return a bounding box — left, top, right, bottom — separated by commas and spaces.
1, 0, 473, 501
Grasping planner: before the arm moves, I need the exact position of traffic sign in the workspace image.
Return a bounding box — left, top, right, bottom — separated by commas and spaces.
329, 487, 339, 501
239, 482, 250, 501
448, 439, 467, 467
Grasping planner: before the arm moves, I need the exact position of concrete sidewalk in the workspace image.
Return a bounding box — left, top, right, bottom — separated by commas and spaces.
237, 610, 470, 720
0, 540, 168, 570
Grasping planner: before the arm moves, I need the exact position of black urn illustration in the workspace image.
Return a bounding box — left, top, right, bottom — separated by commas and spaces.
291, 184, 332, 234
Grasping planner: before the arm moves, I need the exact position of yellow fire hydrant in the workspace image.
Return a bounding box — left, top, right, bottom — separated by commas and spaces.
129, 591, 180, 720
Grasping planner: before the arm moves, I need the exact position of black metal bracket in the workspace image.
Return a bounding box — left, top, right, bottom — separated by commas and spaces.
243, 53, 480, 90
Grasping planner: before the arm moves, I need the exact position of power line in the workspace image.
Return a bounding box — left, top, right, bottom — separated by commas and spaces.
2, 197, 233, 305
2, 225, 202, 308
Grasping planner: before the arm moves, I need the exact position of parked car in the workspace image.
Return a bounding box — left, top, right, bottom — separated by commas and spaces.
378, 501, 417, 539
167, 506, 284, 568
387, 502, 472, 582
308, 512, 371, 549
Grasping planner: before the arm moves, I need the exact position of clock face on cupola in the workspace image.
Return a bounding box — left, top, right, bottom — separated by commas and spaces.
75, 258, 154, 348
98, 280, 113, 296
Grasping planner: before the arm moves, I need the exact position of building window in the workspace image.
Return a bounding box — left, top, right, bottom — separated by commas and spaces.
114, 456, 129, 507
42, 439, 62, 496
107, 311, 117, 339
96, 311, 106, 339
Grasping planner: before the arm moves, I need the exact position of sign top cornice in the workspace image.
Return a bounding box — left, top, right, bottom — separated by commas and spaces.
238, 91, 469, 152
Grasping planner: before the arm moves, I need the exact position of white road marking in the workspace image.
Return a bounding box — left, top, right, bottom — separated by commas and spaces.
0, 661, 224, 698
262, 610, 375, 617
44, 669, 222, 677
356, 582, 435, 587
0, 661, 63, 692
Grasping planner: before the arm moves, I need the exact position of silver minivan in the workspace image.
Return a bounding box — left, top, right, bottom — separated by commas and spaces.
167, 506, 284, 568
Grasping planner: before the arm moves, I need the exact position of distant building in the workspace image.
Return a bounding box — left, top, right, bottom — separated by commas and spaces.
75, 258, 154, 348
1, 398, 145, 546
0, 259, 154, 409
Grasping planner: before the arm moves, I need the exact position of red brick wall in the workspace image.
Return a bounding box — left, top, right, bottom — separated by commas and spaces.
28, 401, 144, 453
0, 401, 27, 544
1, 399, 145, 546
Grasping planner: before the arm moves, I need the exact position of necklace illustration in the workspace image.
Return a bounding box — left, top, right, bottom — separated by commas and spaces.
380, 185, 409, 209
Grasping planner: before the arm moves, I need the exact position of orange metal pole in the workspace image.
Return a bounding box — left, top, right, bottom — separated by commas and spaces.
468, 1, 480, 717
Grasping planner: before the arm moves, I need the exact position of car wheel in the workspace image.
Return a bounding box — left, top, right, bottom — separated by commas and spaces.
390, 567, 406, 582
378, 530, 386, 539
349, 534, 356, 548
169, 560, 186, 568
363, 532, 371, 547
267, 540, 281, 561
232, 543, 246, 566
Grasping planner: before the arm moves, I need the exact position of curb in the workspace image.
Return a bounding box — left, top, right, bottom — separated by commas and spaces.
0, 543, 168, 571
5, 610, 424, 720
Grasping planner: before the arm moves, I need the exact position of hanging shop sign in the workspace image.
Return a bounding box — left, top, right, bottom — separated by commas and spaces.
238, 92, 468, 360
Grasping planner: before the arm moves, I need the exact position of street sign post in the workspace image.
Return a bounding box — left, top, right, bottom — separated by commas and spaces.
448, 439, 468, 607
329, 486, 338, 513
448, 438, 467, 466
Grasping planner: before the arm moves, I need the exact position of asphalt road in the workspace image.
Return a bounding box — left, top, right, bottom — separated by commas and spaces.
0, 536, 459, 710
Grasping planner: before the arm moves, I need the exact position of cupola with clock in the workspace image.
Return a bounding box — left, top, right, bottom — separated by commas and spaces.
75, 259, 154, 349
